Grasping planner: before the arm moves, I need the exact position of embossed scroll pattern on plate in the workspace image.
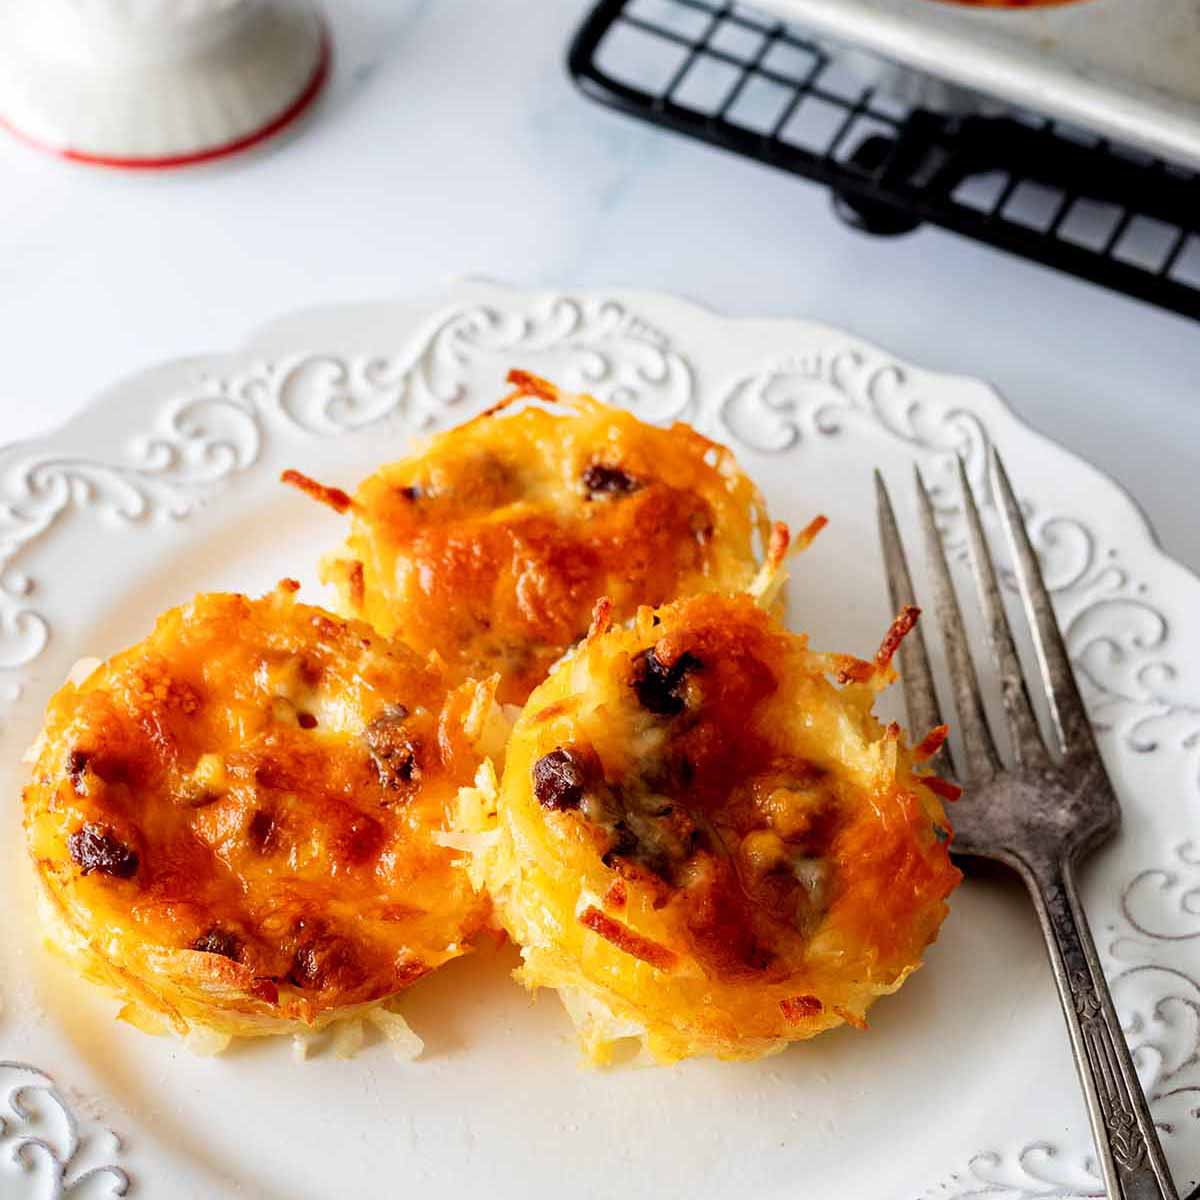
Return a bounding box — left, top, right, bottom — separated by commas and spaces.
0, 292, 1195, 1199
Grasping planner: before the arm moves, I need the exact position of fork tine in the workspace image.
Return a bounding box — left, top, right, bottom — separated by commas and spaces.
954, 456, 1050, 769
874, 471, 952, 774
915, 465, 1001, 784
991, 448, 1096, 760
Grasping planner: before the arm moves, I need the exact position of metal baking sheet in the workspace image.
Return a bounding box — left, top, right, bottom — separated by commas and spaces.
752, 0, 1200, 167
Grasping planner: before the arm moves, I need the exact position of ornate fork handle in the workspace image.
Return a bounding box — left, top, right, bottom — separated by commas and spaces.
1022, 856, 1177, 1200
876, 460, 1182, 1199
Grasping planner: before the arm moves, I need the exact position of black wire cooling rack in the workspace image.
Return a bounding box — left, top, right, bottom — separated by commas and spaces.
568, 0, 1200, 321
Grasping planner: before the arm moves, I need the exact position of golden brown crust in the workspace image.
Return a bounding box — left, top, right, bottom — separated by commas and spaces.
279, 468, 354, 515
456, 590, 962, 1064
578, 906, 678, 972
23, 585, 501, 1040
292, 371, 771, 705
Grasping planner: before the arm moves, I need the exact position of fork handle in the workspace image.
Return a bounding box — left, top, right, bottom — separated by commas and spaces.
1022, 857, 1177, 1200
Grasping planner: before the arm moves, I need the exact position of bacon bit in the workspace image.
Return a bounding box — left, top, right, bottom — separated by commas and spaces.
532, 748, 590, 811
779, 994, 823, 1021
833, 1006, 868, 1031
347, 560, 365, 611
875, 605, 920, 673
793, 514, 828, 553
280, 469, 354, 514
583, 464, 642, 498
579, 906, 677, 972
604, 880, 627, 910
588, 596, 613, 640
278, 578, 301, 595
364, 708, 421, 793
922, 775, 963, 803
191, 928, 242, 961
67, 824, 139, 878
66, 749, 90, 795
913, 724, 950, 763
632, 647, 701, 716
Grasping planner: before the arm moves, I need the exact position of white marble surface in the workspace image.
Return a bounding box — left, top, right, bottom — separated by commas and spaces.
1, 0, 1199, 574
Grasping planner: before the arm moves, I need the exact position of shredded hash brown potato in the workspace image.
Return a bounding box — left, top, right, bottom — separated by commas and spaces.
288, 370, 772, 705
455, 577, 962, 1064
23, 583, 507, 1042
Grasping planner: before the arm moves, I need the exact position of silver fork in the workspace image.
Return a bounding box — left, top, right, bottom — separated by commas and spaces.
875, 451, 1178, 1200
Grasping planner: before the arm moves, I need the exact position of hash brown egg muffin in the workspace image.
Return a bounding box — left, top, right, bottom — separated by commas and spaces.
23, 583, 505, 1047
454, 542, 962, 1064
284, 370, 772, 705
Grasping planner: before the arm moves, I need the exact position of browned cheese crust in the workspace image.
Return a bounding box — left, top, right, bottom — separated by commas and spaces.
287, 370, 771, 705
23, 583, 502, 1040
457, 589, 962, 1063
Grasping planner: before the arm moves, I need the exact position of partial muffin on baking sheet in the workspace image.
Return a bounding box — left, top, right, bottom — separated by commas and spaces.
23, 582, 506, 1048
284, 370, 773, 705
453, 535, 962, 1064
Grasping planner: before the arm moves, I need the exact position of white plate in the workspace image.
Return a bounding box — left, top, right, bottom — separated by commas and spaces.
1, 281, 1198, 1200
755, 0, 1200, 167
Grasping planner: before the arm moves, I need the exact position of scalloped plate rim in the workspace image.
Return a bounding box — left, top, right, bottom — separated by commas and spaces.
9, 275, 1189, 597
1, 280, 1197, 1200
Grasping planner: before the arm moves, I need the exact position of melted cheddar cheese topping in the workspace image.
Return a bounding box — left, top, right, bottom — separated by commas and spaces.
455, 590, 962, 1064
23, 584, 504, 1041
301, 371, 770, 705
